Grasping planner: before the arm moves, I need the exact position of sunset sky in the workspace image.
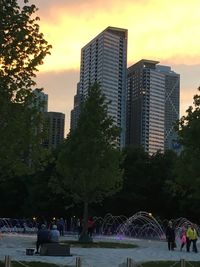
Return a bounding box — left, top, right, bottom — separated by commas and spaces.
24, 0, 200, 134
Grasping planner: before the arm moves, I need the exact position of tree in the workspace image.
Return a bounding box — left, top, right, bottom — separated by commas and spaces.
102, 147, 178, 218
176, 86, 200, 150
56, 83, 123, 242
119, 146, 150, 214
147, 150, 178, 218
0, 0, 52, 178
172, 87, 200, 219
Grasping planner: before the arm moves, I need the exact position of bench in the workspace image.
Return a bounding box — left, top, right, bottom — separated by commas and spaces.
40, 243, 70, 256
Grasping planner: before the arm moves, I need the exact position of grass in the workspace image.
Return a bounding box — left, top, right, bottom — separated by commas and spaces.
1, 260, 200, 267
62, 240, 137, 248
142, 261, 200, 267
0, 262, 67, 267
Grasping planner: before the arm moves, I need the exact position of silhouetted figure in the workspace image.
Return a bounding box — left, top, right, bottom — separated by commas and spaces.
57, 218, 65, 236
35, 224, 50, 254
87, 217, 94, 238
166, 221, 175, 251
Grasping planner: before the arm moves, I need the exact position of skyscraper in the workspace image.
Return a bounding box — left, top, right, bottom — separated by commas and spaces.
126, 59, 180, 154
43, 112, 65, 149
156, 65, 180, 151
33, 89, 48, 112
33, 90, 65, 149
70, 82, 82, 131
71, 26, 128, 147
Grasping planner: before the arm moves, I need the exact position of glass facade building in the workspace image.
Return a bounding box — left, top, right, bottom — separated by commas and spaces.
126, 59, 180, 154
71, 26, 128, 148
43, 112, 65, 149
156, 65, 180, 151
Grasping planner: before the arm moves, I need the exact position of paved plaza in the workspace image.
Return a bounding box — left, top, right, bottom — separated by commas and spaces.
0, 233, 199, 267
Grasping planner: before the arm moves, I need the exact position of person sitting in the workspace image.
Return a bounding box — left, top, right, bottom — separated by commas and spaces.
35, 224, 50, 254
50, 224, 60, 243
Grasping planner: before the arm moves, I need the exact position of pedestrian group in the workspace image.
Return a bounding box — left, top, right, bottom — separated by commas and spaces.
165, 220, 198, 253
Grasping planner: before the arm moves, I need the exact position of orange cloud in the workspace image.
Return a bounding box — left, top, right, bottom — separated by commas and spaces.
28, 0, 200, 134
34, 0, 200, 72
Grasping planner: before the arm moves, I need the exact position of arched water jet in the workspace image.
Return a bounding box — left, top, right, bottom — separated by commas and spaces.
115, 211, 165, 240
100, 213, 127, 235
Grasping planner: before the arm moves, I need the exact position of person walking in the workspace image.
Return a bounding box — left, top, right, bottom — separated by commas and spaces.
57, 218, 65, 236
186, 224, 193, 252
180, 225, 187, 251
190, 224, 198, 253
166, 221, 176, 251
87, 217, 94, 238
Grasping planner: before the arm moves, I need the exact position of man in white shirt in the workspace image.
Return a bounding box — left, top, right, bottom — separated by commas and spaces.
50, 225, 60, 243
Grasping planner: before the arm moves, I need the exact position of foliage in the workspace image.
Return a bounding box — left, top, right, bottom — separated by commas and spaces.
147, 150, 179, 218
171, 87, 200, 219
0, 175, 28, 217
98, 147, 178, 218
176, 86, 200, 150
118, 146, 150, 214
0, 0, 52, 179
56, 83, 123, 241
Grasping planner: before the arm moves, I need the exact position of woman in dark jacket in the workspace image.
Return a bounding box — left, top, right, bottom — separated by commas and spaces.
165, 221, 176, 251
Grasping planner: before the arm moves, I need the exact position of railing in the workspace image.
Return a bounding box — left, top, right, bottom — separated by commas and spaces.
3, 255, 197, 267
4, 255, 81, 267
120, 258, 196, 267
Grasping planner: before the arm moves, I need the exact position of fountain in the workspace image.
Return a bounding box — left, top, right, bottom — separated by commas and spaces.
1, 212, 199, 240
93, 212, 165, 240
0, 218, 37, 233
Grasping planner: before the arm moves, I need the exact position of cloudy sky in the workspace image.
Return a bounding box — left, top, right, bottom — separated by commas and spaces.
23, 0, 200, 134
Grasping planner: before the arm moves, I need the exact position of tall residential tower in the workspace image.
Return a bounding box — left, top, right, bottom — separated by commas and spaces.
43, 112, 65, 149
71, 26, 128, 147
126, 59, 180, 154
157, 65, 180, 151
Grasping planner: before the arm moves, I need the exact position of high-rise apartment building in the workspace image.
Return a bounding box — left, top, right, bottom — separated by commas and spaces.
33, 89, 48, 112
71, 26, 128, 147
43, 112, 65, 149
156, 65, 180, 151
33, 90, 65, 149
126, 59, 180, 154
70, 82, 82, 131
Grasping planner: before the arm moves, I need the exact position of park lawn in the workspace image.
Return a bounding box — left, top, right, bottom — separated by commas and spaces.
61, 240, 137, 248
142, 261, 200, 266
0, 262, 67, 267
1, 260, 200, 267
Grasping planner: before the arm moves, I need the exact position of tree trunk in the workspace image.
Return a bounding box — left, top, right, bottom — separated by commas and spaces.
79, 201, 92, 242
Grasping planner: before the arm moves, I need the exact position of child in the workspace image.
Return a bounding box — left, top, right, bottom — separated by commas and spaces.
180, 226, 187, 251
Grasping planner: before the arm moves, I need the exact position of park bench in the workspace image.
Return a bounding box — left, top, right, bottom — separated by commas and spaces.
40, 243, 70, 256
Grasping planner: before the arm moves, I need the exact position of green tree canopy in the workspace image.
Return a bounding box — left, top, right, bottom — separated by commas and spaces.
0, 0, 52, 178
102, 147, 178, 218
177, 86, 200, 150
56, 83, 123, 241
173, 87, 200, 219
